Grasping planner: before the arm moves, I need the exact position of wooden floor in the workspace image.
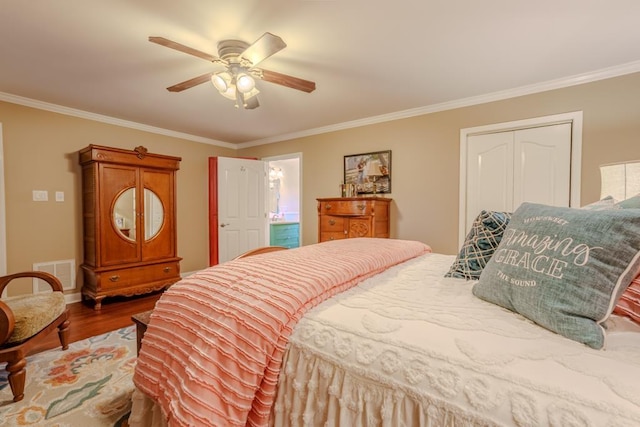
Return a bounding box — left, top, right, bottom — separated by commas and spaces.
32, 291, 163, 355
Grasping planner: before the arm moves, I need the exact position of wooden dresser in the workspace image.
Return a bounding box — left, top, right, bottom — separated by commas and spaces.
317, 197, 392, 242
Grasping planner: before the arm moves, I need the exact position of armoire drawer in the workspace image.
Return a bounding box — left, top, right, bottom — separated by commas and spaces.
97, 261, 180, 290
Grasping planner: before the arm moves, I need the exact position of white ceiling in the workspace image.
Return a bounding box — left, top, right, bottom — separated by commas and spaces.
2, 0, 640, 147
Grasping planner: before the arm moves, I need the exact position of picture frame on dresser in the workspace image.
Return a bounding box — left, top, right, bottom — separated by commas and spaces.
344, 150, 391, 195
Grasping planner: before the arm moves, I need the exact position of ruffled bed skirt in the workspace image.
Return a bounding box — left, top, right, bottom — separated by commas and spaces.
129, 389, 168, 427
270, 343, 493, 427
130, 351, 488, 427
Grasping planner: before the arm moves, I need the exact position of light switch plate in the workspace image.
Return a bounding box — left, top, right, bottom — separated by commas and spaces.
32, 190, 48, 201
55, 191, 64, 202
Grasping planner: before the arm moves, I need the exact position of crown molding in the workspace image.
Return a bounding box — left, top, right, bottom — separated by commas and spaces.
238, 60, 640, 148
0, 92, 236, 149
3, 60, 640, 150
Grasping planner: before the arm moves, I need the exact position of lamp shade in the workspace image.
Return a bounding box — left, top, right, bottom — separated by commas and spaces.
600, 160, 640, 200
365, 159, 383, 177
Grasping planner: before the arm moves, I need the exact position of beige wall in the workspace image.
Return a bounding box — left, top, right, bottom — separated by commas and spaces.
0, 101, 235, 294
240, 72, 640, 254
2, 71, 639, 295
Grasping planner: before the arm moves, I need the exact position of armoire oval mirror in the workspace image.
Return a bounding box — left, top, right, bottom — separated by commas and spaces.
144, 188, 164, 240
113, 188, 164, 241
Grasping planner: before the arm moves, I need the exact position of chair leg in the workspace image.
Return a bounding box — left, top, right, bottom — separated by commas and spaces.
6, 357, 27, 402
58, 319, 70, 350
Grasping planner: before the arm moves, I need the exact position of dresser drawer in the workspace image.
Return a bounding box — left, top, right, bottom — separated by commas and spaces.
270, 223, 300, 248
320, 231, 347, 241
319, 200, 371, 216
271, 223, 299, 236
319, 215, 345, 232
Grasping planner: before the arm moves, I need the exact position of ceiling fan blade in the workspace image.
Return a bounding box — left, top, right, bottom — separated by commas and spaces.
149, 36, 222, 63
167, 72, 213, 92
259, 69, 316, 93
240, 32, 287, 67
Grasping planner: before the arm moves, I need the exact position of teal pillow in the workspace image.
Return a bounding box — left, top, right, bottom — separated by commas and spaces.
581, 195, 619, 211
445, 210, 511, 280
617, 193, 640, 209
472, 202, 640, 349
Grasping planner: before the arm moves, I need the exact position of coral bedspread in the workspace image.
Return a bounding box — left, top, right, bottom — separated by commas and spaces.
132, 238, 431, 426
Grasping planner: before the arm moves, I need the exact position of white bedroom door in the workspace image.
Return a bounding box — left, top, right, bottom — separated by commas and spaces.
216, 157, 268, 263
463, 122, 572, 241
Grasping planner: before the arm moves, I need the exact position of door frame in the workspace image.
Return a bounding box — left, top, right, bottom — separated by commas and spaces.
263, 152, 303, 247
458, 111, 583, 246
0, 123, 6, 294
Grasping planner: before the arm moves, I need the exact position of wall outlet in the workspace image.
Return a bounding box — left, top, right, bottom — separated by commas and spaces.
32, 190, 48, 201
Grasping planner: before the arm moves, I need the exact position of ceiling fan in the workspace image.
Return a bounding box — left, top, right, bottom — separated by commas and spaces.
149, 32, 316, 110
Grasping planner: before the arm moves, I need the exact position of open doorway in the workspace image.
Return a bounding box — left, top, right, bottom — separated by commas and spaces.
264, 153, 302, 248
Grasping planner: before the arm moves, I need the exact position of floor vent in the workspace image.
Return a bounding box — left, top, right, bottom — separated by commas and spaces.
32, 259, 76, 293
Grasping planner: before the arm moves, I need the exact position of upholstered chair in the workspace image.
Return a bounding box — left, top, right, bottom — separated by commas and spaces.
0, 271, 70, 402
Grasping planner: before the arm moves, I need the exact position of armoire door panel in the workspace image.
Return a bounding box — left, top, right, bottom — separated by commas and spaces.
141, 169, 175, 261
99, 164, 139, 266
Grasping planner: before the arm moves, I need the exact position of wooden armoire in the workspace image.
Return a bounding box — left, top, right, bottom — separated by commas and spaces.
79, 145, 181, 310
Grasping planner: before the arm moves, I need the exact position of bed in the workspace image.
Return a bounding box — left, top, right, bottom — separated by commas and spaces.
129, 201, 640, 427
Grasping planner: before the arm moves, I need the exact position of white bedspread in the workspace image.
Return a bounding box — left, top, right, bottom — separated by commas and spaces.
273, 253, 640, 426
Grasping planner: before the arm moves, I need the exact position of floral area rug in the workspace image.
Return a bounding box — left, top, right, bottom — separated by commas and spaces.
0, 326, 136, 426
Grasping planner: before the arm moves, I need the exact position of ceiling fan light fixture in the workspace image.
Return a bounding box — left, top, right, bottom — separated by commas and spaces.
234, 86, 260, 109
236, 73, 256, 93
150, 33, 316, 109
211, 72, 231, 93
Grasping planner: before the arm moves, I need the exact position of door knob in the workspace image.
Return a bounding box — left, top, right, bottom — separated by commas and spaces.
220, 223, 230, 228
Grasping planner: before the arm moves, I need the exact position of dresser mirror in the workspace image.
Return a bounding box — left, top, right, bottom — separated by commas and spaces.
113, 188, 164, 241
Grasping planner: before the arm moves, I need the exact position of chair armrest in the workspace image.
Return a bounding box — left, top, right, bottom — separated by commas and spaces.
0, 299, 16, 344
0, 271, 64, 295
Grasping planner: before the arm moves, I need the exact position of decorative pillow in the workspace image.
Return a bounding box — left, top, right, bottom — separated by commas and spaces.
616, 193, 640, 209
581, 195, 619, 211
445, 210, 511, 280
472, 202, 640, 349
613, 194, 640, 323
613, 275, 640, 323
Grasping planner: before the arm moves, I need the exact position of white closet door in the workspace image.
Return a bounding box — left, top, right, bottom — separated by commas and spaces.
465, 131, 514, 232
465, 123, 572, 237
513, 124, 571, 208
